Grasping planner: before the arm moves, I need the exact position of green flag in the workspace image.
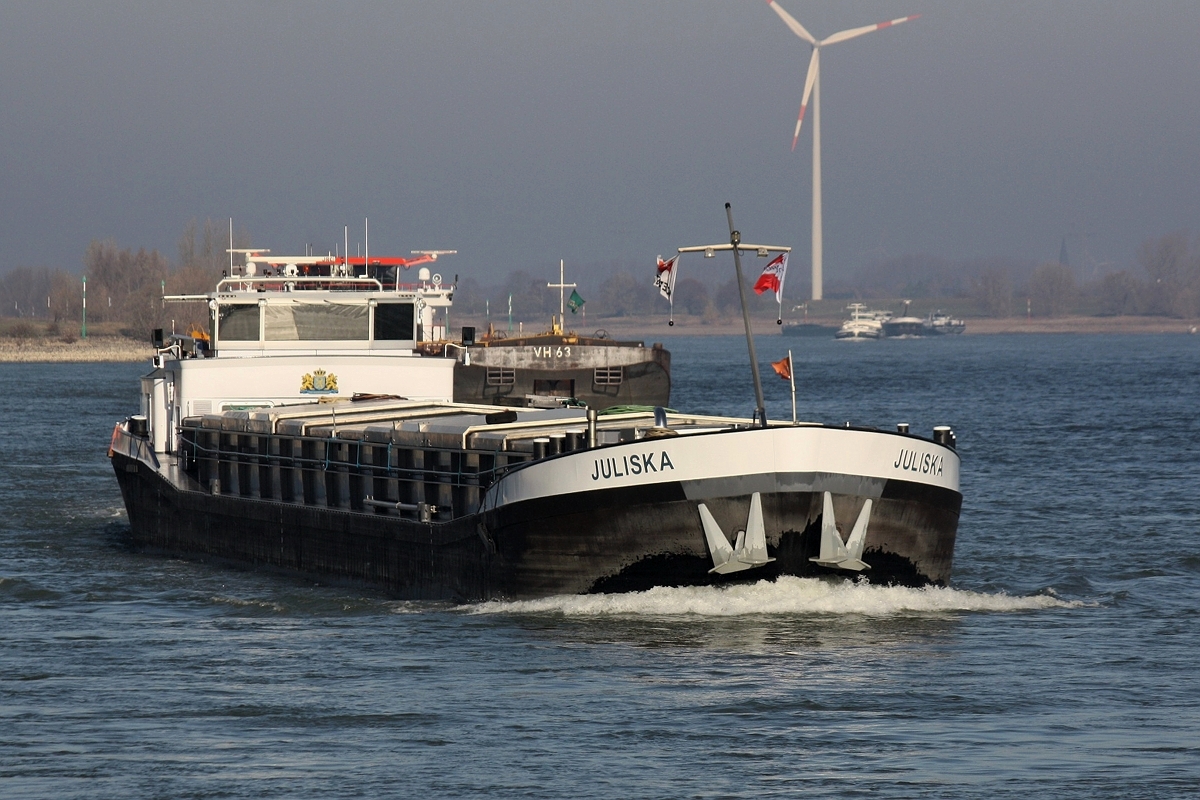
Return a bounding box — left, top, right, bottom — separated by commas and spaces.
567, 289, 585, 313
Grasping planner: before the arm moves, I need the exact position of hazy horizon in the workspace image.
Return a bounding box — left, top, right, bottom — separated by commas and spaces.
3, 2, 1197, 284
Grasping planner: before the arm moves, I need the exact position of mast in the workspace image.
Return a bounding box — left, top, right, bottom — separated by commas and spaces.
676, 206, 791, 427
546, 259, 576, 332
726, 204, 767, 425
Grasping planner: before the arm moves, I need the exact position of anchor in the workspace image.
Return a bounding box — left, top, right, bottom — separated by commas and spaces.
699, 492, 776, 575
810, 491, 872, 572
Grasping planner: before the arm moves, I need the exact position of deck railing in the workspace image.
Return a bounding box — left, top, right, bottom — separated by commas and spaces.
175, 426, 531, 521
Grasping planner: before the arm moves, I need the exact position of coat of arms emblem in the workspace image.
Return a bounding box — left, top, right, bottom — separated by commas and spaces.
300, 368, 339, 394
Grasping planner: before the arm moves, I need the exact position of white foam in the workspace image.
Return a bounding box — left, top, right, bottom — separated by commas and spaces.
469, 576, 1084, 617
211, 595, 287, 613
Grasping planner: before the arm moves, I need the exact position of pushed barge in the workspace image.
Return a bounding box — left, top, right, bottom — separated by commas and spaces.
109, 231, 961, 600
448, 327, 670, 410
444, 259, 671, 410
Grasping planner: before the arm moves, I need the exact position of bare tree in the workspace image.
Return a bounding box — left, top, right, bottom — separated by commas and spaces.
714, 278, 741, 316
84, 239, 170, 332
1028, 262, 1077, 317
674, 277, 710, 316
1095, 271, 1141, 316
178, 220, 198, 270
500, 270, 556, 320
1139, 232, 1199, 317
49, 270, 82, 329
0, 266, 56, 318
975, 267, 1013, 317
595, 270, 654, 318
200, 218, 228, 273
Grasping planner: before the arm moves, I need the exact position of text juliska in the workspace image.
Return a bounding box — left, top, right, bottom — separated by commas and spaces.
591, 451, 675, 481
894, 448, 944, 476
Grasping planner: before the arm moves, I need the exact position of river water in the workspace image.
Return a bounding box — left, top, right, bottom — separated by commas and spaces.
1, 333, 1198, 798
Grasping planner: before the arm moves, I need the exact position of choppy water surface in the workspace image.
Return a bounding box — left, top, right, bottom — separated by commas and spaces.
1, 334, 1198, 798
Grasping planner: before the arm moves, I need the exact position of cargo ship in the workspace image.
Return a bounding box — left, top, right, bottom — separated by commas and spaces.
881, 300, 926, 338
880, 302, 968, 338
108, 226, 962, 600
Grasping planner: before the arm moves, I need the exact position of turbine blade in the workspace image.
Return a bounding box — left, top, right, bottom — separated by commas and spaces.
767, 0, 817, 45
791, 49, 819, 151
821, 14, 920, 46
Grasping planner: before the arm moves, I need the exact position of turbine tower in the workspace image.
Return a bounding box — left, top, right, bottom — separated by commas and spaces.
766, 1, 918, 301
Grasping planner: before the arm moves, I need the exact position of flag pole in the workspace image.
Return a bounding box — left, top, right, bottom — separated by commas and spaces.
774, 253, 787, 325
656, 255, 678, 327
788, 349, 796, 425
727, 204, 767, 427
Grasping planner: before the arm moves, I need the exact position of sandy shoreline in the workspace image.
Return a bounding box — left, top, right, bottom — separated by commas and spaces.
0, 336, 154, 363
1, 315, 1196, 363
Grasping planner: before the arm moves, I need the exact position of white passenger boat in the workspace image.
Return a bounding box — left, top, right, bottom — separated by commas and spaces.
835, 303, 888, 340
924, 310, 966, 335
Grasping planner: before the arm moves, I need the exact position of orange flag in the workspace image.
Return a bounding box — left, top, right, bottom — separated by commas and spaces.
771, 355, 792, 381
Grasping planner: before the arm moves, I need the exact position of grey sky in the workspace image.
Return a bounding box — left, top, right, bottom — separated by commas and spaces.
2, 1, 1197, 284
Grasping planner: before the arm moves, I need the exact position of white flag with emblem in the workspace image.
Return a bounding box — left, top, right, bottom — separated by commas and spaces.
654, 255, 679, 300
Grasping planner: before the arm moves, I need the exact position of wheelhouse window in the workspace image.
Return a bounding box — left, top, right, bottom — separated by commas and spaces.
218, 304, 261, 341
373, 302, 415, 341
264, 303, 369, 341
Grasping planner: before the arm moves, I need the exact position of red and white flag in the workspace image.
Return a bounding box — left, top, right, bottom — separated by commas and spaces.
753, 252, 788, 302
654, 255, 679, 300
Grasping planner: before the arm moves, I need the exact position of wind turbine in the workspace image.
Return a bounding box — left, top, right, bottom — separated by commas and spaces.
766, 1, 918, 301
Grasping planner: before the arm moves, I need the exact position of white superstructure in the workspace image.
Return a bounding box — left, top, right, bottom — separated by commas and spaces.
140, 250, 458, 455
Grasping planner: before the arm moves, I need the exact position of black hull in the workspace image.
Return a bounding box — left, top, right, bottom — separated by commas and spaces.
881, 320, 927, 338
112, 451, 960, 601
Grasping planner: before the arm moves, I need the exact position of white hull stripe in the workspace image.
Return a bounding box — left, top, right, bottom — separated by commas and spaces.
483, 426, 958, 511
